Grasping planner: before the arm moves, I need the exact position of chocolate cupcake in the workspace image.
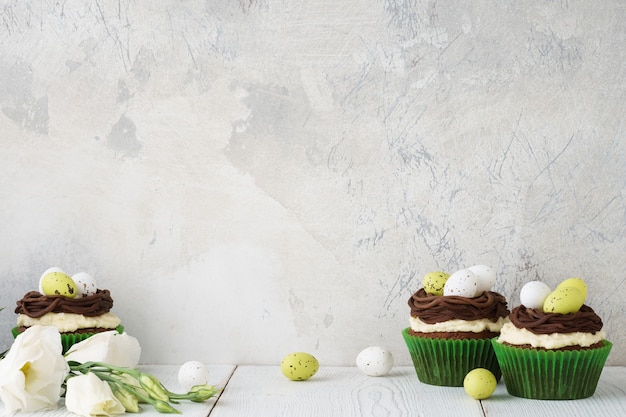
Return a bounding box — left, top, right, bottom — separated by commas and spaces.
493, 278, 611, 400
402, 266, 509, 386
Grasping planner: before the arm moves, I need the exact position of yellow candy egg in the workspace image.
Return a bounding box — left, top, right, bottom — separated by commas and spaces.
422, 271, 450, 296
542, 286, 584, 314
464, 368, 497, 399
556, 277, 587, 302
40, 271, 78, 298
280, 352, 319, 381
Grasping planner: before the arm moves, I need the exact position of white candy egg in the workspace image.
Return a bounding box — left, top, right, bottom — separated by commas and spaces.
444, 269, 479, 297
72, 272, 98, 297
38, 267, 66, 293
178, 361, 210, 391
356, 346, 394, 377
520, 281, 552, 309
468, 265, 496, 294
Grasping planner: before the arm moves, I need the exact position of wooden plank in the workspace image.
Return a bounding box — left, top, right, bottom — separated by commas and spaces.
0, 364, 235, 417
481, 367, 626, 417
208, 365, 485, 417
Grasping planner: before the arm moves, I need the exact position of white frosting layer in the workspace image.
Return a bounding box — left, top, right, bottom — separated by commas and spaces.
17, 312, 121, 332
497, 322, 606, 349
409, 316, 507, 333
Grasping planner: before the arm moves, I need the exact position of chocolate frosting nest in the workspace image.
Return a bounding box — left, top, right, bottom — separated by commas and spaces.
15, 289, 114, 318
509, 304, 603, 334
408, 288, 509, 324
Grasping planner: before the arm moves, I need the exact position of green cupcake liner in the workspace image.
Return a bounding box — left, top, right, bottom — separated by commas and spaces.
402, 327, 502, 386
12, 325, 124, 354
491, 339, 612, 400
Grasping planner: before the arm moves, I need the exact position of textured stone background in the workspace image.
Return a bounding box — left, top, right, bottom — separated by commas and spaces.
1, 0, 624, 366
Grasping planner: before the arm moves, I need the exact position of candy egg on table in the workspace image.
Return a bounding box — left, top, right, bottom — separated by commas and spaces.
543, 286, 585, 314
40, 268, 77, 298
72, 272, 98, 297
443, 269, 479, 297
520, 281, 552, 309
556, 277, 587, 301
280, 352, 319, 381
464, 368, 497, 399
356, 346, 394, 377
467, 265, 496, 294
422, 271, 450, 296
178, 361, 210, 391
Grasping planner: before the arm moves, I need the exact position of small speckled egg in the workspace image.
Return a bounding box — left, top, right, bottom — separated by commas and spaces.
178, 361, 210, 391
40, 269, 77, 298
356, 346, 394, 377
443, 269, 479, 297
556, 277, 587, 302
543, 286, 584, 314
422, 271, 450, 296
467, 265, 496, 294
38, 267, 65, 293
280, 352, 319, 381
72, 272, 98, 297
464, 368, 497, 399
520, 281, 552, 309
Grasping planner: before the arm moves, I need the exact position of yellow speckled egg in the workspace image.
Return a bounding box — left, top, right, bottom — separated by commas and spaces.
464, 368, 497, 399
556, 277, 587, 302
422, 271, 450, 296
40, 271, 78, 298
280, 352, 319, 381
542, 286, 584, 314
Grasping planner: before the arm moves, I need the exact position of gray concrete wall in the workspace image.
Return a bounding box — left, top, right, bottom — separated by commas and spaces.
1, 0, 624, 365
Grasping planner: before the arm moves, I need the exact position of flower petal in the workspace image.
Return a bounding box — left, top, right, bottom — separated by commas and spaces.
66, 331, 141, 368
65, 373, 125, 417
0, 325, 68, 412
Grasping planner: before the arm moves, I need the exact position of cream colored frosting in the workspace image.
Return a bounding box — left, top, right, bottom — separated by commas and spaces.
17, 312, 121, 333
409, 316, 507, 333
496, 322, 606, 349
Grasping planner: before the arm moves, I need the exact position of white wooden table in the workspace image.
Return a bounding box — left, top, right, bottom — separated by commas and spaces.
1, 366, 624, 417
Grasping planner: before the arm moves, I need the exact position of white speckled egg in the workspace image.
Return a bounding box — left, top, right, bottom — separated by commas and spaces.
178, 361, 210, 391
443, 269, 479, 297
520, 281, 552, 309
72, 272, 98, 297
356, 346, 394, 377
38, 267, 65, 293
468, 265, 496, 294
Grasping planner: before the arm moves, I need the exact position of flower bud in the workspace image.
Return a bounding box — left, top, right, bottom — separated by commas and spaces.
188, 384, 219, 402
138, 373, 170, 402
112, 385, 140, 413
152, 400, 180, 414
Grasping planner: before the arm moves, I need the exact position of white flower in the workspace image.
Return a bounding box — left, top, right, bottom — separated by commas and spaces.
65, 372, 125, 417
65, 331, 141, 368
0, 325, 69, 412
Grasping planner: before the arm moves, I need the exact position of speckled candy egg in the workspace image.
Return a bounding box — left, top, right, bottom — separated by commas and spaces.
520, 281, 552, 309
422, 271, 450, 296
464, 368, 497, 399
72, 272, 98, 297
178, 361, 210, 391
356, 346, 394, 377
443, 269, 479, 297
467, 265, 496, 294
39, 268, 77, 298
280, 352, 319, 381
38, 267, 65, 293
543, 286, 585, 314
556, 277, 587, 301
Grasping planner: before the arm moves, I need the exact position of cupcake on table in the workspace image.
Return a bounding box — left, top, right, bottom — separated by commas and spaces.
402, 265, 509, 386
492, 277, 612, 400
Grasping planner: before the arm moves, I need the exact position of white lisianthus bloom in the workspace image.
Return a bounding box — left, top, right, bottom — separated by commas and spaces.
65, 372, 125, 417
65, 331, 141, 368
0, 325, 69, 412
